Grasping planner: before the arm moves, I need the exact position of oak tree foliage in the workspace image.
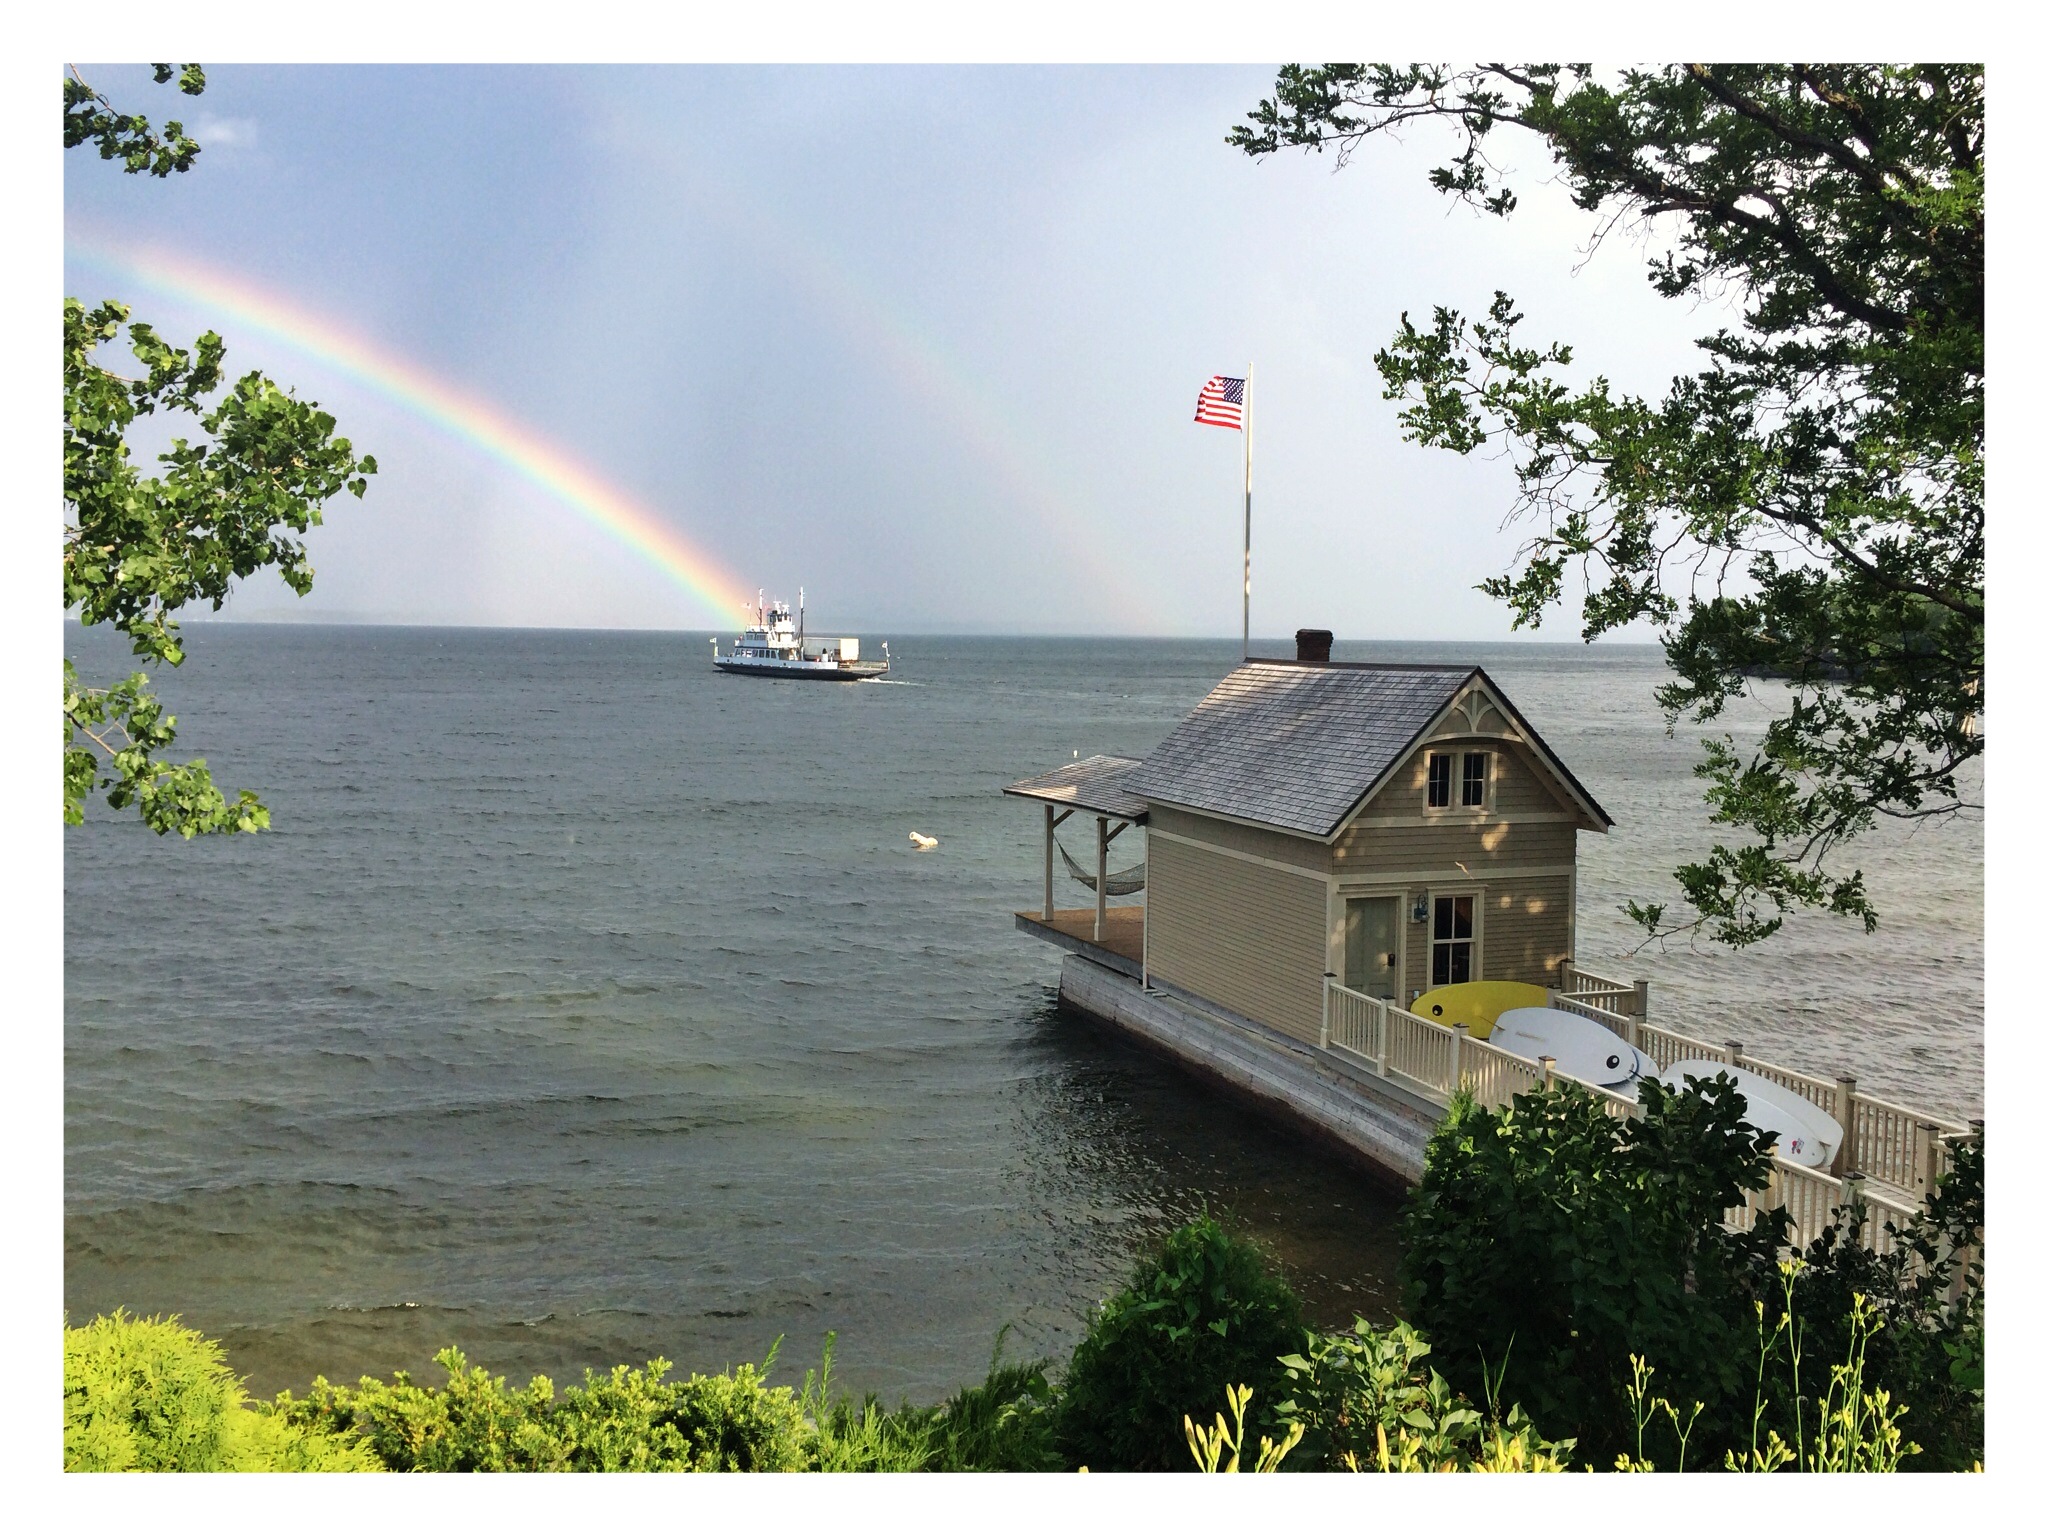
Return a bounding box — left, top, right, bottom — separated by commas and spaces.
1233, 65, 1983, 946
64, 62, 207, 175
64, 66, 376, 835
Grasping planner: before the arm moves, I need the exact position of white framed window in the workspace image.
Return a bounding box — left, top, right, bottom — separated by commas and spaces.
1461, 751, 1490, 808
1426, 752, 1454, 808
1429, 890, 1482, 986
1427, 749, 1493, 811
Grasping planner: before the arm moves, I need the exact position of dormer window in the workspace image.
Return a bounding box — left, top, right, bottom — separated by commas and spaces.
1462, 752, 1489, 808
1426, 753, 1454, 807
1428, 751, 1490, 810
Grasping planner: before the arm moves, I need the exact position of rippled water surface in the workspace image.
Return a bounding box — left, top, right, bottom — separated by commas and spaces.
64, 627, 1981, 1399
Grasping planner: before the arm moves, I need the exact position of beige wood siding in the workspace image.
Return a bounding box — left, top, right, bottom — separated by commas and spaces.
1146, 831, 1329, 1045
1481, 875, 1574, 987
1396, 874, 1573, 999
1334, 817, 1577, 875
1146, 805, 1331, 875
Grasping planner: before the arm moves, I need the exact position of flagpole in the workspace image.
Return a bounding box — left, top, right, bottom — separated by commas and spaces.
1242, 363, 1253, 661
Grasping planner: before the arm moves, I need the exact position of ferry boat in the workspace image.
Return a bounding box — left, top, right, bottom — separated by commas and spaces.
711, 590, 890, 682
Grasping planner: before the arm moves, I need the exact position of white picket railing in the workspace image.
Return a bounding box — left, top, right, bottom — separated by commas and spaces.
1727, 1163, 1921, 1258
1318, 975, 1976, 1261
1324, 982, 1382, 1064
1548, 992, 1638, 1038
1558, 960, 1640, 1018
1551, 968, 1973, 1201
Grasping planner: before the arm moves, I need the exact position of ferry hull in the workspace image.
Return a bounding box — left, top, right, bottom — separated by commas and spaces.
713, 657, 889, 682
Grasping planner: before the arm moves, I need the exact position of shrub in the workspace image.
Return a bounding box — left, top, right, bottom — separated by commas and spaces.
1763, 1137, 1984, 1470
924, 1332, 1062, 1472
1400, 1078, 1787, 1462
273, 1345, 809, 1471
64, 1310, 378, 1472
794, 1328, 1063, 1472
795, 1335, 942, 1472
1402, 1077, 1985, 1471
1056, 1216, 1306, 1471
1270, 1317, 1574, 1472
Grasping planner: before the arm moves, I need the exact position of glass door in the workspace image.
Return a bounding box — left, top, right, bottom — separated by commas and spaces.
1343, 897, 1399, 1000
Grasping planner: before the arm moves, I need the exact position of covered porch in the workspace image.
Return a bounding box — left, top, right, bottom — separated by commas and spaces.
1014, 906, 1146, 977
1003, 754, 1148, 979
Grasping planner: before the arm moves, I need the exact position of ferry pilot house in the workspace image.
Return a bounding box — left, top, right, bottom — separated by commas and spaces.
1006, 637, 1612, 1052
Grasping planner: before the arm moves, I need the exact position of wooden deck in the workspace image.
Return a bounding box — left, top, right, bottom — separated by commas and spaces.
1015, 906, 1145, 976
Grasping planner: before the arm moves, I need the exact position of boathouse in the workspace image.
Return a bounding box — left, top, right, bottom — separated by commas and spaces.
1003, 631, 1974, 1235
1006, 633, 1612, 1033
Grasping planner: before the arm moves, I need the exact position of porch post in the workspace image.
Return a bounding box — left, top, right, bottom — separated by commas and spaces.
1094, 815, 1108, 942
1833, 1075, 1859, 1175
1043, 804, 1055, 922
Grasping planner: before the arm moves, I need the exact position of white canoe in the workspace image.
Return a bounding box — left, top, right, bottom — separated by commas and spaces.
1489, 1007, 1652, 1088
1656, 1060, 1842, 1169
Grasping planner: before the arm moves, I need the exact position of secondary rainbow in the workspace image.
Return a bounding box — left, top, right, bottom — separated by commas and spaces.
66, 237, 755, 627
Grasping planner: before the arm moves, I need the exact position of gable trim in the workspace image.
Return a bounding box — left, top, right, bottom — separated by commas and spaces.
1332, 671, 1612, 837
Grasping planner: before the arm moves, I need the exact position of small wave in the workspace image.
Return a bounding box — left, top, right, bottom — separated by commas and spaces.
324, 1300, 437, 1314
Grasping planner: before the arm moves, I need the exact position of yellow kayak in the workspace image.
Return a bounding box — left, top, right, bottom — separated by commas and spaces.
1409, 980, 1549, 1040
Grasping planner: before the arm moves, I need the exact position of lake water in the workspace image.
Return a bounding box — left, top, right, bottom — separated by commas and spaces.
63, 626, 1982, 1400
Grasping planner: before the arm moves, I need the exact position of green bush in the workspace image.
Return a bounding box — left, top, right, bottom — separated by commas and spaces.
273, 1345, 809, 1471
929, 1356, 1063, 1471
785, 1330, 1061, 1472
1056, 1216, 1306, 1471
1761, 1137, 1984, 1470
64, 1311, 378, 1472
1402, 1078, 1985, 1471
268, 1331, 1058, 1472
1401, 1078, 1787, 1462
794, 1335, 942, 1472
1270, 1316, 1574, 1472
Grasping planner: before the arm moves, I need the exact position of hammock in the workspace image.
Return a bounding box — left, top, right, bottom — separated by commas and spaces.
1058, 838, 1147, 896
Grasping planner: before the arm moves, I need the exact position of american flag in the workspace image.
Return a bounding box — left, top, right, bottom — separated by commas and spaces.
1194, 374, 1245, 429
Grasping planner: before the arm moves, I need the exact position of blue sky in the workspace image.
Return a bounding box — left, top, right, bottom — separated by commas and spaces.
65, 63, 1724, 638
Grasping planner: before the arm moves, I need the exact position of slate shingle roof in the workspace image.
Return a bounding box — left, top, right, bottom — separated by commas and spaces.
1123, 663, 1477, 838
1001, 754, 1150, 822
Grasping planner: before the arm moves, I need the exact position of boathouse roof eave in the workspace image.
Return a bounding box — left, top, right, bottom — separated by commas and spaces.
1001, 754, 1150, 823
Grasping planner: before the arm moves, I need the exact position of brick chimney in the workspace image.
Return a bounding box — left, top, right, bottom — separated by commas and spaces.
1295, 628, 1334, 664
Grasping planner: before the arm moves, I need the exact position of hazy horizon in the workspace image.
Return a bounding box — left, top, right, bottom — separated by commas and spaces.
146, 614, 1665, 647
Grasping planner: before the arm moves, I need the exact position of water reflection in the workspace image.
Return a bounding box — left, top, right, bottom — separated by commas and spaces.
1010, 998, 1408, 1334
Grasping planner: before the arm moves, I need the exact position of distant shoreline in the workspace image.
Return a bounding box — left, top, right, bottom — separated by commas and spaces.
81, 615, 1669, 649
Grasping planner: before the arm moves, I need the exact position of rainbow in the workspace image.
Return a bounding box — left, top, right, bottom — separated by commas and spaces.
64, 237, 756, 626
